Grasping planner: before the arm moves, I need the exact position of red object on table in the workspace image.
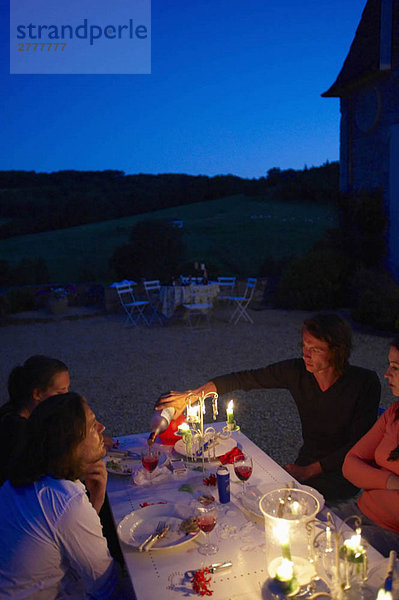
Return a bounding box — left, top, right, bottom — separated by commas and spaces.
219, 447, 244, 465
158, 413, 186, 445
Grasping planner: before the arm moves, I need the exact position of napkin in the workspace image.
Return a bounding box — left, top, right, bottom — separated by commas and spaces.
133, 465, 171, 486
219, 447, 244, 465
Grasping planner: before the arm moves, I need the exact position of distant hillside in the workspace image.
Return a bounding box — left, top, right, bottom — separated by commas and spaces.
0, 194, 336, 283
0, 163, 338, 239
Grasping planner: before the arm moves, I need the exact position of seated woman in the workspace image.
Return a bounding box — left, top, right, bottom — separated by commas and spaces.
0, 392, 121, 599
340, 336, 399, 557
0, 355, 70, 483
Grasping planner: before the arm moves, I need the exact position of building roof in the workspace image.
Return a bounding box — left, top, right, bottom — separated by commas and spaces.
322, 0, 399, 97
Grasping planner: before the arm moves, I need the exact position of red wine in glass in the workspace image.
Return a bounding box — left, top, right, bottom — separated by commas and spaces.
141, 449, 160, 483
233, 454, 253, 494
234, 464, 253, 482
142, 454, 159, 473
197, 514, 217, 534
195, 502, 218, 556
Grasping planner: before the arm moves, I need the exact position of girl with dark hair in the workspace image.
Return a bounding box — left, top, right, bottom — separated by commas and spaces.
0, 392, 120, 598
340, 337, 399, 556
0, 355, 70, 483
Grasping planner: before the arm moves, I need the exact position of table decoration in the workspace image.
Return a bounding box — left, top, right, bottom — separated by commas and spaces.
260, 487, 320, 594
376, 550, 396, 600
181, 390, 234, 475
308, 512, 373, 599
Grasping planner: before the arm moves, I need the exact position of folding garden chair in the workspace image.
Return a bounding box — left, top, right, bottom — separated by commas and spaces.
216, 276, 237, 301
228, 278, 257, 324
115, 283, 149, 327
143, 280, 164, 325
183, 285, 214, 330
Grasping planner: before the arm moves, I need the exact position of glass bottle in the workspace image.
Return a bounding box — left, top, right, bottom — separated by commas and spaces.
148, 406, 175, 445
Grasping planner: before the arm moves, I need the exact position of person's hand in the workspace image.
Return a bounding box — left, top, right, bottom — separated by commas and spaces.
155, 390, 188, 418
155, 382, 217, 419
83, 459, 107, 514
283, 462, 322, 483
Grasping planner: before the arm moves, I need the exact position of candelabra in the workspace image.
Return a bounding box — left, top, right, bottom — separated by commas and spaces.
177, 390, 232, 475
304, 512, 371, 600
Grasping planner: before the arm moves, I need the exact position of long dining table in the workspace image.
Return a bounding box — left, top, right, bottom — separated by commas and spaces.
106, 424, 391, 600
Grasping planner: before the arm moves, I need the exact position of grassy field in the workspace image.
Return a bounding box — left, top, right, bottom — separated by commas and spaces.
0, 194, 336, 282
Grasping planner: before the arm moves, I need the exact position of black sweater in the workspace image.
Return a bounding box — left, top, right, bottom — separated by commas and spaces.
213, 358, 381, 473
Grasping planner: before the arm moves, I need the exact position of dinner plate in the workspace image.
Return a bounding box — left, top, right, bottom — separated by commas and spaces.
239, 482, 325, 518
105, 458, 135, 476
174, 436, 237, 460
117, 503, 200, 550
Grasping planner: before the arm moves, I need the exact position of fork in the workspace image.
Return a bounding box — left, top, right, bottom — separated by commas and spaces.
138, 521, 166, 552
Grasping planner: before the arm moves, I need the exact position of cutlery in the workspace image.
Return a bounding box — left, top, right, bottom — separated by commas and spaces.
138, 520, 165, 552
144, 523, 170, 552
185, 560, 232, 578
107, 449, 140, 459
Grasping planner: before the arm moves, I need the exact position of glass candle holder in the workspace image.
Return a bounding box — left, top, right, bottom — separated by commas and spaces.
260, 487, 320, 592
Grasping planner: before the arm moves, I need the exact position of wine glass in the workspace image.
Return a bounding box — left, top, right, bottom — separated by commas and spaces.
141, 447, 160, 484
195, 499, 219, 555
233, 453, 253, 495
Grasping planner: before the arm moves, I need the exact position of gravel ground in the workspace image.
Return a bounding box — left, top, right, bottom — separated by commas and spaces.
0, 305, 394, 466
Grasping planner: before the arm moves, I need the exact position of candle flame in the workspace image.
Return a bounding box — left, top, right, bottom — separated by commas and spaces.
274, 520, 290, 545
276, 558, 294, 581
227, 400, 234, 412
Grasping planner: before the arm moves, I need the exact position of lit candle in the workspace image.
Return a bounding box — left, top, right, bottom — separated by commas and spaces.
274, 558, 298, 596
342, 531, 364, 561
177, 422, 190, 435
178, 422, 192, 459
376, 590, 393, 600
226, 400, 235, 429
274, 520, 292, 561
186, 403, 200, 423
275, 558, 294, 582
291, 500, 300, 516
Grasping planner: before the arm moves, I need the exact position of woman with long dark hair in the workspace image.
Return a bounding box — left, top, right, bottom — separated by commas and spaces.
0, 392, 119, 598
341, 337, 399, 556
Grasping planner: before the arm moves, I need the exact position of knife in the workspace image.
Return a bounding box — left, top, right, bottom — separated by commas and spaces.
185, 561, 232, 579
143, 524, 170, 552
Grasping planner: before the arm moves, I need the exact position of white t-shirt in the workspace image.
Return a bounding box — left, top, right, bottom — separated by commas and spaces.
0, 476, 117, 599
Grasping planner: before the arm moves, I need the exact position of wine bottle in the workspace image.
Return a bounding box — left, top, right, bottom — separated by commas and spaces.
148, 406, 175, 445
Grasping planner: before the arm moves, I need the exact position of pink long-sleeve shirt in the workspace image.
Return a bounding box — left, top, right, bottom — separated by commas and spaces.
343, 401, 399, 533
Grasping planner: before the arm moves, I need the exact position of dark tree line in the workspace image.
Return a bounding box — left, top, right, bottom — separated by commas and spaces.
0, 162, 339, 239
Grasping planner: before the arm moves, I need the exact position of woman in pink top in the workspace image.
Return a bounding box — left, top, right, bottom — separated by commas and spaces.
339, 336, 399, 556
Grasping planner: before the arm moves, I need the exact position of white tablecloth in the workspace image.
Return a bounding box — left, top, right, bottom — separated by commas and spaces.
106, 426, 386, 600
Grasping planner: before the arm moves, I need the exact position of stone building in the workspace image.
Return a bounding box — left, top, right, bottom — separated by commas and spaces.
322, 0, 399, 275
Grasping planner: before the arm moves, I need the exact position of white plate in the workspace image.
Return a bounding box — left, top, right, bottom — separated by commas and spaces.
105, 458, 135, 476
174, 436, 237, 460
239, 482, 325, 518
117, 503, 200, 550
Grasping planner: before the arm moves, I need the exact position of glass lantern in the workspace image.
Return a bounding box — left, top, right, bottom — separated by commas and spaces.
259, 487, 320, 595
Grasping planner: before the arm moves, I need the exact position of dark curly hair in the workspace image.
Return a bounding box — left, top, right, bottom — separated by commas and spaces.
9, 392, 87, 486
302, 313, 352, 376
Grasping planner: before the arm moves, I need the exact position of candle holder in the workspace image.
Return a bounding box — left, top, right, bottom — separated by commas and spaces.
184, 391, 232, 475
260, 487, 320, 597
305, 512, 372, 600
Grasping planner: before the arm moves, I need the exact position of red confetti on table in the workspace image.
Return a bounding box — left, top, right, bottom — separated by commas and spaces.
191, 568, 213, 596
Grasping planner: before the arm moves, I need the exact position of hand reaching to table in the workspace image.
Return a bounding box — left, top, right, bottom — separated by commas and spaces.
83, 459, 107, 514
155, 382, 217, 419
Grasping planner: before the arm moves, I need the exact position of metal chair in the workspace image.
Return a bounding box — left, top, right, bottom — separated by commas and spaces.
115, 283, 149, 327
183, 285, 214, 330
143, 280, 164, 325
216, 276, 237, 301
228, 278, 257, 324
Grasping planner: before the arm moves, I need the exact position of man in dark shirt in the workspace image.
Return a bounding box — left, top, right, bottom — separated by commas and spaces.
156, 313, 381, 503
